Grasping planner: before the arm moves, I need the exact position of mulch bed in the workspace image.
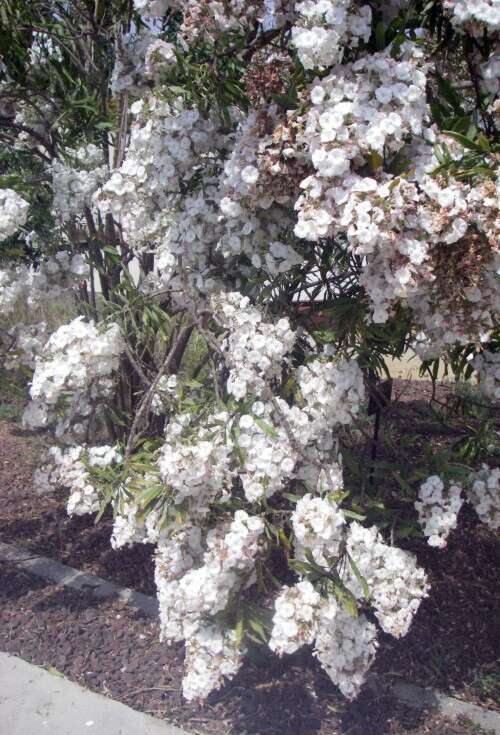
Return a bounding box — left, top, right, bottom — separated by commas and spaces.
0, 378, 499, 732
373, 507, 500, 709
0, 420, 155, 594
0, 562, 492, 735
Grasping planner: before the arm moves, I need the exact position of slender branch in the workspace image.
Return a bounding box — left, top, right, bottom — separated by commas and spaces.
124, 322, 193, 458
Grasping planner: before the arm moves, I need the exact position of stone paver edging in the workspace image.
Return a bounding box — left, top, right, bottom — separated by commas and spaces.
1, 540, 499, 734
391, 681, 500, 734
0, 541, 158, 617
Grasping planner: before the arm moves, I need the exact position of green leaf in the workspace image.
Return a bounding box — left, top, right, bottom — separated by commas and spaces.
339, 592, 358, 618
343, 509, 366, 521
278, 528, 291, 550
283, 492, 302, 503
390, 33, 406, 58
346, 552, 370, 600
235, 609, 245, 646
253, 416, 278, 438
436, 73, 464, 114
369, 150, 384, 172
443, 130, 485, 153
248, 617, 268, 644
271, 91, 299, 111
183, 378, 203, 389
375, 22, 386, 51
102, 245, 121, 262
331, 579, 359, 618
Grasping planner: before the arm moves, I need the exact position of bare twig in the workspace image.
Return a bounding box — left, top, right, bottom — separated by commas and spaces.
124, 322, 193, 458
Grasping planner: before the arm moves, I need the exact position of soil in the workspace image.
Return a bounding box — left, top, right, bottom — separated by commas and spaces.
0, 420, 155, 595
0, 378, 499, 734
373, 506, 500, 710
0, 563, 493, 735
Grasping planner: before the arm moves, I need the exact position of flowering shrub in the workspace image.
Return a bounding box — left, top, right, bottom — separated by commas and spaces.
0, 0, 499, 703
0, 188, 29, 240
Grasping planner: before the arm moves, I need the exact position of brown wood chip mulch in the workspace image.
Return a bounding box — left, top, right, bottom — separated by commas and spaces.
0, 563, 492, 735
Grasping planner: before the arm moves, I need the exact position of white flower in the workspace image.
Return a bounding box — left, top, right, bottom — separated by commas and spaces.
416, 476, 464, 548
314, 602, 378, 699
241, 165, 260, 185
0, 188, 29, 240
182, 625, 244, 701
344, 522, 429, 638
292, 490, 346, 565
467, 465, 500, 531
269, 580, 321, 654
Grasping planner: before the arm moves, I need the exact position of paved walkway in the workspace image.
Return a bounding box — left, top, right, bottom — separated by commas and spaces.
0, 652, 189, 735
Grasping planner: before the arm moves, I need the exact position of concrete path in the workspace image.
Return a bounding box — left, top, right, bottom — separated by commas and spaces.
0, 652, 190, 735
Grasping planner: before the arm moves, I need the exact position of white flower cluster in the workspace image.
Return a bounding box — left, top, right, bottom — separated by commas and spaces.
51, 144, 108, 223
173, 512, 263, 621
237, 405, 297, 502
154, 511, 263, 698
416, 476, 464, 548
156, 321, 363, 518
68, 444, 122, 516
405, 172, 500, 347
157, 410, 235, 515
296, 110, 499, 331
269, 581, 378, 698
138, 0, 290, 42
291, 0, 372, 70
24, 317, 123, 440
111, 498, 148, 549
109, 487, 177, 550
154, 525, 204, 639
0, 188, 29, 240
294, 44, 429, 241
269, 580, 321, 654
155, 177, 224, 300
212, 291, 296, 400
111, 28, 157, 96
220, 107, 295, 211
218, 108, 304, 275
33, 444, 122, 516
443, 0, 500, 36
269, 482, 428, 697
157, 348, 363, 525
2, 322, 49, 370
467, 464, 500, 531
481, 52, 500, 98
345, 522, 429, 638
133, 0, 170, 17
182, 625, 244, 702
298, 357, 365, 428
274, 360, 363, 489
144, 39, 177, 78
133, 0, 293, 36
0, 252, 86, 318
292, 490, 345, 564
314, 603, 378, 699
95, 97, 224, 253
473, 350, 500, 401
